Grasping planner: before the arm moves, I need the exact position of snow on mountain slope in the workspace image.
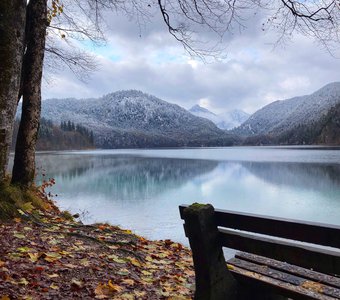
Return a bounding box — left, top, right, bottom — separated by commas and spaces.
189, 105, 249, 130
39, 90, 236, 148
188, 105, 220, 124
234, 82, 340, 136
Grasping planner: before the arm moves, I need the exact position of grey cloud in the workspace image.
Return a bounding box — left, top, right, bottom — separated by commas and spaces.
42, 7, 340, 115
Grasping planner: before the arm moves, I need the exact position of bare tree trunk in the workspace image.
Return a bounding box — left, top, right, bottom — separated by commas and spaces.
11, 0, 47, 187
0, 1, 26, 183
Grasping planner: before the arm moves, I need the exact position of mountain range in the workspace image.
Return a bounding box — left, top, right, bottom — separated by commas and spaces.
189, 105, 249, 130
24, 82, 340, 148
39, 90, 237, 148
234, 82, 340, 145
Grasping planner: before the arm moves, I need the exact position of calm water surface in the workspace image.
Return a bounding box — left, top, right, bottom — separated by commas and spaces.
27, 147, 340, 245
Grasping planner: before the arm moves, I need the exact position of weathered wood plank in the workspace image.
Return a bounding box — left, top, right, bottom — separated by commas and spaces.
180, 204, 237, 300
228, 257, 340, 299
229, 264, 338, 300
228, 257, 305, 286
179, 205, 340, 248
219, 228, 340, 275
236, 252, 340, 289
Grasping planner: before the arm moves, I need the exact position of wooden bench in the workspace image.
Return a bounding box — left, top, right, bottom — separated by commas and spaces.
179, 203, 340, 300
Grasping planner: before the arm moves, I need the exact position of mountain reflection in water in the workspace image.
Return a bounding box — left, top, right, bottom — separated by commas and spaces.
10, 148, 339, 245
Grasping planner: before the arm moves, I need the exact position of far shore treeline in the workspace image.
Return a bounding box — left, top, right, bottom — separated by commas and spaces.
12, 118, 95, 151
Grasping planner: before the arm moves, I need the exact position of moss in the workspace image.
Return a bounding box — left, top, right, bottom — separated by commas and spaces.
61, 210, 74, 221
0, 178, 48, 221
189, 203, 210, 210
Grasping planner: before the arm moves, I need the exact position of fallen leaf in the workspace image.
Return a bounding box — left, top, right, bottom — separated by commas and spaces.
71, 278, 83, 288
44, 252, 62, 262
121, 279, 134, 286
18, 278, 29, 286
17, 247, 32, 253
80, 258, 90, 266
13, 233, 25, 239
108, 280, 122, 292
28, 253, 40, 262
127, 257, 141, 267
301, 281, 324, 293
107, 254, 125, 264
50, 283, 59, 290
117, 268, 129, 276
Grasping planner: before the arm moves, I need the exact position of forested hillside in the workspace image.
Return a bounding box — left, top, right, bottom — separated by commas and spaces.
12, 119, 95, 151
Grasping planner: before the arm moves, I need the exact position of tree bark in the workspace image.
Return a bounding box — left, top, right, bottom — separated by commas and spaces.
0, 0, 26, 183
11, 0, 47, 187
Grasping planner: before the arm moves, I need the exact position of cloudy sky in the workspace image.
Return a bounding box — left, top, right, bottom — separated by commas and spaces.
43, 4, 340, 114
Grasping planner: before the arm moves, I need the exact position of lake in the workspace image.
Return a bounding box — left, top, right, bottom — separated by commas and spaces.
15, 146, 340, 245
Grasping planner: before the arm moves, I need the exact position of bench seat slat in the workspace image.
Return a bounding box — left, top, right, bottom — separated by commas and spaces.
219, 228, 340, 275
236, 252, 340, 289
228, 261, 339, 300
228, 257, 340, 299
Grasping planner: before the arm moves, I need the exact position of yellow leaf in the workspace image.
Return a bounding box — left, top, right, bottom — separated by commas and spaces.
108, 280, 122, 292
0, 296, 10, 300
80, 258, 90, 266
128, 257, 141, 267
44, 252, 62, 262
118, 293, 134, 300
13, 233, 25, 239
107, 254, 125, 264
141, 270, 152, 276
134, 291, 146, 297
121, 279, 134, 286
28, 252, 40, 262
19, 278, 29, 286
17, 247, 32, 253
50, 283, 59, 290
301, 281, 324, 293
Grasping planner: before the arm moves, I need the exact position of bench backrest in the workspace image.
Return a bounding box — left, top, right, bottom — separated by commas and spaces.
179, 204, 340, 275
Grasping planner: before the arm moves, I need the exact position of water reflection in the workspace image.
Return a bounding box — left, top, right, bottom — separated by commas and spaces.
244, 162, 340, 196
10, 149, 340, 245
35, 155, 218, 201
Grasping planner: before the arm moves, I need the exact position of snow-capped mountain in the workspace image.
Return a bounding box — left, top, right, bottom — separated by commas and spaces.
233, 82, 340, 145
188, 105, 249, 130
39, 90, 237, 148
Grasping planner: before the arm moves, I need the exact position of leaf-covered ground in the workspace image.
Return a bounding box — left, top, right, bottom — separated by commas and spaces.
0, 209, 195, 299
